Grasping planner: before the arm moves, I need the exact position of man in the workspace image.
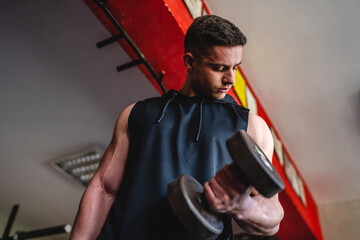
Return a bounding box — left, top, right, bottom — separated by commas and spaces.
70, 15, 284, 240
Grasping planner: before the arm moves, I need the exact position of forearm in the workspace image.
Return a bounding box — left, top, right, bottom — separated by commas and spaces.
230, 194, 284, 236
70, 180, 116, 240
70, 105, 131, 239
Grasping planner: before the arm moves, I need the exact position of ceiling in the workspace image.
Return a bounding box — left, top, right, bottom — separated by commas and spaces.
0, 0, 359, 238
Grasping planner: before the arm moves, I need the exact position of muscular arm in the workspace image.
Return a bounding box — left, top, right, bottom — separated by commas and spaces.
70, 104, 134, 240
204, 112, 284, 236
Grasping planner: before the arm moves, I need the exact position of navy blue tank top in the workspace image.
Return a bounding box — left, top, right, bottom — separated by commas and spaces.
98, 90, 249, 240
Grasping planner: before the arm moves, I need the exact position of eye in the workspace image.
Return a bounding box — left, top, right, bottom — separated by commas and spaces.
213, 66, 223, 71
212, 66, 227, 72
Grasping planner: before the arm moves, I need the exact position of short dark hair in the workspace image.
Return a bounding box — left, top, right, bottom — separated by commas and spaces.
184, 15, 247, 57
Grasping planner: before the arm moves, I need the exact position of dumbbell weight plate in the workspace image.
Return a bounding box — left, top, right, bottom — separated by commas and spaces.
167, 175, 224, 240
226, 130, 285, 198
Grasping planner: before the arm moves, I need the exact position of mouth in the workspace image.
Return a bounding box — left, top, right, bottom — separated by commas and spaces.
218, 88, 229, 93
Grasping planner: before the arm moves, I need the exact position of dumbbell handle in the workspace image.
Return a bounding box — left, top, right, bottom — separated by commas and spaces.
201, 170, 253, 207
201, 172, 254, 213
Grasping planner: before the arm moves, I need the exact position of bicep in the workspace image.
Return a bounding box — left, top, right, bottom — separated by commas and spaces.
247, 113, 279, 200
91, 103, 135, 195
246, 113, 284, 228
246, 112, 274, 162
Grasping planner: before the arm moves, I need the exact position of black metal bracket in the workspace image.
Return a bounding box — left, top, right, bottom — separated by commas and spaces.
0, 205, 70, 240
15, 225, 71, 240
92, 0, 167, 94
1, 204, 19, 240
97, 33, 124, 48
116, 59, 143, 72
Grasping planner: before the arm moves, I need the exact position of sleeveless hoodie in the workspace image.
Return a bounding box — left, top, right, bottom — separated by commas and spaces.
98, 90, 249, 240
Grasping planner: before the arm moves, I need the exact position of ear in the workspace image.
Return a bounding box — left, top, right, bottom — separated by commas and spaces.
183, 52, 195, 72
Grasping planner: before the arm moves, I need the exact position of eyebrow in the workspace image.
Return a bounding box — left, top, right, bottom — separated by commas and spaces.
208, 61, 242, 67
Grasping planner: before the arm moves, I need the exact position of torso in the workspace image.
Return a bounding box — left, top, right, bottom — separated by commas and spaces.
97, 90, 249, 240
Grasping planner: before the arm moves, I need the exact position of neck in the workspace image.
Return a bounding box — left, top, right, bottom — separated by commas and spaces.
179, 76, 195, 97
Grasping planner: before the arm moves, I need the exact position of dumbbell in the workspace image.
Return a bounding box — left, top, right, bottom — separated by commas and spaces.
167, 130, 285, 240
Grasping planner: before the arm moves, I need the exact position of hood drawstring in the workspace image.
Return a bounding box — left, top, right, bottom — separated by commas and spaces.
195, 99, 205, 142
157, 91, 177, 123
157, 91, 216, 142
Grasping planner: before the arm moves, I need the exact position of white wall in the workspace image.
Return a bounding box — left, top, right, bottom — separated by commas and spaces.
319, 199, 360, 240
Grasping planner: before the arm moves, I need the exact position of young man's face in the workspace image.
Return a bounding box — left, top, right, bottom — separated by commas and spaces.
189, 45, 243, 100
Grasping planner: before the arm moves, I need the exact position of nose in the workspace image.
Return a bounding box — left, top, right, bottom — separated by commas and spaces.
222, 68, 236, 85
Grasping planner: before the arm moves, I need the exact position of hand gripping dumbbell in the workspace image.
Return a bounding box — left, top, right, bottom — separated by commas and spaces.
167, 130, 285, 240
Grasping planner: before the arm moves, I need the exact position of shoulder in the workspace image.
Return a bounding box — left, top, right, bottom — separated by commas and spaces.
119, 103, 136, 123
130, 94, 167, 113
247, 112, 274, 161
113, 103, 136, 138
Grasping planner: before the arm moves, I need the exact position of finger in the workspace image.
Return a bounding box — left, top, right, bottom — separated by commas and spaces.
204, 182, 227, 212
205, 179, 231, 212
208, 177, 230, 203
204, 182, 216, 202
225, 168, 249, 193
250, 187, 260, 197
215, 164, 249, 197
214, 168, 239, 198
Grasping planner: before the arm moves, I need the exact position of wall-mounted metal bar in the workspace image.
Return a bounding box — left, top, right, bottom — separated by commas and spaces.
1, 204, 19, 240
0, 205, 71, 240
92, 0, 167, 94
15, 224, 71, 240
97, 33, 124, 49
116, 59, 143, 72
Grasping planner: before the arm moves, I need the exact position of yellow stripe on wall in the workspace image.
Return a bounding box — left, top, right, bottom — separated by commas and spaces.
233, 69, 247, 107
